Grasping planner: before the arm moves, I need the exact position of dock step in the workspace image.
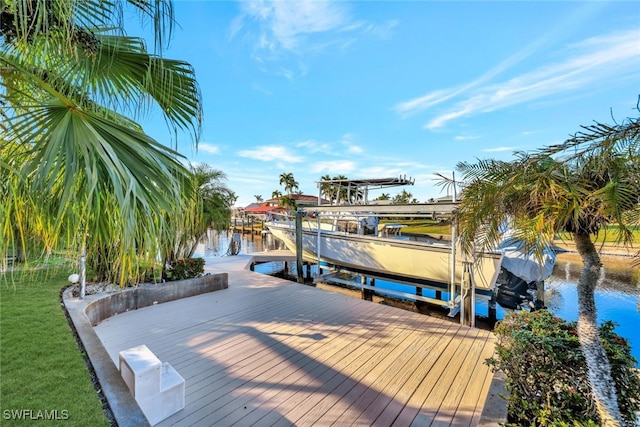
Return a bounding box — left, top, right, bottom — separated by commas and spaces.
119, 345, 185, 425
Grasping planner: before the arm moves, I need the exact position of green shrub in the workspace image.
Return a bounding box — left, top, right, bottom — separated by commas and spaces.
486, 309, 640, 426
164, 257, 205, 281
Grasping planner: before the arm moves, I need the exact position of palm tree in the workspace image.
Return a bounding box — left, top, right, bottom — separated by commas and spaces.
392, 190, 414, 204
194, 164, 235, 232
160, 164, 235, 278
0, 0, 202, 283
446, 114, 639, 426
374, 193, 391, 201
279, 194, 297, 212
279, 172, 299, 195
271, 190, 282, 199
332, 174, 349, 204
254, 195, 263, 203
319, 174, 335, 204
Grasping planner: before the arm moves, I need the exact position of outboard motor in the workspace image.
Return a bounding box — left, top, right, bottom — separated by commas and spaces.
494, 267, 540, 310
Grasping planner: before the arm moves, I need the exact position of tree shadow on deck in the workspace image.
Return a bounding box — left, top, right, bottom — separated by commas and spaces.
141, 289, 492, 426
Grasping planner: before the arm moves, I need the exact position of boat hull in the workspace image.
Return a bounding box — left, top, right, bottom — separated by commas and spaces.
266, 222, 503, 291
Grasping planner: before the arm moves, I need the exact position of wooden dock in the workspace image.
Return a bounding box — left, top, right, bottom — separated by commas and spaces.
93, 253, 497, 426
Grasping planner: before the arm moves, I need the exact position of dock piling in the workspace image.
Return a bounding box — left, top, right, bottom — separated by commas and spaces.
295, 210, 304, 284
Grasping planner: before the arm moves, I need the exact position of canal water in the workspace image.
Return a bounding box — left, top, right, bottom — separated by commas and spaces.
196, 230, 640, 366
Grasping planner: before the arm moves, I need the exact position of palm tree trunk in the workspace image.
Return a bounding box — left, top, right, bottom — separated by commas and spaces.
573, 231, 622, 426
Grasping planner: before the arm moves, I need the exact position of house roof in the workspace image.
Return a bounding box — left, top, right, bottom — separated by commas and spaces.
264, 194, 325, 204
241, 205, 288, 215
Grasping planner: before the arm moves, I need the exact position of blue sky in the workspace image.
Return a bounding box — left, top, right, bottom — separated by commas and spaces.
131, 1, 640, 207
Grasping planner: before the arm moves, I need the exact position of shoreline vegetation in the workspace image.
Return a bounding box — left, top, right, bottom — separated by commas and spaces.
403, 219, 639, 283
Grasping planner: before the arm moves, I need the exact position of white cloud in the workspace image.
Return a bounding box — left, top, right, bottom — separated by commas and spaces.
347, 144, 363, 154
358, 166, 405, 178
309, 160, 356, 174
238, 145, 304, 163
237, 1, 352, 52
197, 143, 221, 154
362, 20, 398, 40
483, 146, 518, 153
296, 139, 333, 154
422, 28, 640, 130
394, 89, 458, 117
232, 0, 394, 71
454, 135, 480, 141
394, 27, 640, 130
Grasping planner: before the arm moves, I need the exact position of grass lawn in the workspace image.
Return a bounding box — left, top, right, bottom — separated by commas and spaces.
1, 269, 111, 426
555, 226, 640, 244
381, 219, 453, 236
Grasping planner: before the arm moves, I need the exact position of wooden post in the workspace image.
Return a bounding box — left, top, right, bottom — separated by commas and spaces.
361, 276, 372, 301
295, 210, 304, 283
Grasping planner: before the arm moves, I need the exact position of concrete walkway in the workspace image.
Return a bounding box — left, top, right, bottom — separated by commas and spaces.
92, 252, 497, 426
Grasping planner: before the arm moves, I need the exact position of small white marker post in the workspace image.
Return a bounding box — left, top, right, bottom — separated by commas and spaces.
79, 252, 86, 299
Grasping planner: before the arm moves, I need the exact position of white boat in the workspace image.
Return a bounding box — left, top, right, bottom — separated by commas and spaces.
264, 177, 555, 317
266, 218, 503, 292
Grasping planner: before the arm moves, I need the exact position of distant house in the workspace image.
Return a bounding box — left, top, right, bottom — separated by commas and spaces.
241, 194, 329, 217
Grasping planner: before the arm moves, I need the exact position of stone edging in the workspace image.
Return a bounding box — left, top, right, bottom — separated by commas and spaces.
62, 273, 228, 427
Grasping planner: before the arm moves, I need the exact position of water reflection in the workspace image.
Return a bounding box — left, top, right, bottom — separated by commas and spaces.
195, 231, 640, 366
196, 229, 285, 257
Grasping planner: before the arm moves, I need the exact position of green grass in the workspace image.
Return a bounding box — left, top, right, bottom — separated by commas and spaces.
381, 219, 452, 236
1, 270, 111, 426
555, 226, 640, 244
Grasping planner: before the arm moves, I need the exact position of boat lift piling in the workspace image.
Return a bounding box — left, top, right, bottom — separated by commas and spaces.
295, 210, 304, 284
280, 176, 506, 326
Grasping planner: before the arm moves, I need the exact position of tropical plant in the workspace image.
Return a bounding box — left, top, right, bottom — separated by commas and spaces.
332, 174, 351, 204
160, 164, 235, 279
319, 174, 336, 204
271, 190, 282, 199
279, 194, 297, 212
444, 113, 640, 425
164, 257, 205, 281
279, 172, 299, 195
487, 310, 639, 426
0, 0, 202, 284
374, 193, 390, 201
254, 194, 263, 203
392, 189, 414, 204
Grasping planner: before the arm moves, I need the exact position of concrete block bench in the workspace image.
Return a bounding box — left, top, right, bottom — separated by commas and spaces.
119, 345, 185, 425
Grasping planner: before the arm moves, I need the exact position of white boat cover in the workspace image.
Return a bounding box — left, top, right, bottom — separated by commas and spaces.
498, 238, 556, 283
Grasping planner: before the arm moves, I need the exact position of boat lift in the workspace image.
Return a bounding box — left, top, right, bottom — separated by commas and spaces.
287, 176, 482, 326
292, 203, 484, 326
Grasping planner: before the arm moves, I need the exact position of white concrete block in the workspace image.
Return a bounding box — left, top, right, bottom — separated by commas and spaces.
118, 346, 185, 426
119, 345, 161, 397
138, 363, 185, 425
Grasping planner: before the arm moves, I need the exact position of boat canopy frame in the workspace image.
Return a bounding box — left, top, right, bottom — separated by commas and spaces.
315, 175, 415, 205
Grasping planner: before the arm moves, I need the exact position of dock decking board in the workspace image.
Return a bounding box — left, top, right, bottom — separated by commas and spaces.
93, 254, 496, 426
